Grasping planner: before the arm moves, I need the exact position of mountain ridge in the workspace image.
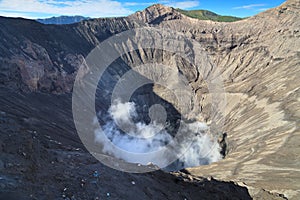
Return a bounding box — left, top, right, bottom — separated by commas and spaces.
36, 15, 89, 24
176, 8, 243, 22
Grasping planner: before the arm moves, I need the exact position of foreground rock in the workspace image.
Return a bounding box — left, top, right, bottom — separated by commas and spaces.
0, 0, 299, 199
0, 89, 256, 199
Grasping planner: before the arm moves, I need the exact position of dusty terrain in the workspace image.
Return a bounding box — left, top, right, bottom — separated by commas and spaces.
0, 0, 299, 199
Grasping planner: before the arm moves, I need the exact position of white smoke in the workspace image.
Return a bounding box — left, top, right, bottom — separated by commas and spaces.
94, 100, 222, 170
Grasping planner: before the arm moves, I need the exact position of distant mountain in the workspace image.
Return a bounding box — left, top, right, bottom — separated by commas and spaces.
177, 9, 243, 22
36, 15, 89, 24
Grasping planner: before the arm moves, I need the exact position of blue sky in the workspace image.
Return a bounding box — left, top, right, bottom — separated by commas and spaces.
0, 0, 286, 19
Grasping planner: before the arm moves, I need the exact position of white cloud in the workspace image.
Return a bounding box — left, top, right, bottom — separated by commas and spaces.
125, 1, 200, 10
0, 0, 133, 18
0, 10, 37, 19
164, 0, 199, 9
124, 2, 154, 6
233, 4, 266, 10
257, 8, 270, 11
0, 0, 201, 19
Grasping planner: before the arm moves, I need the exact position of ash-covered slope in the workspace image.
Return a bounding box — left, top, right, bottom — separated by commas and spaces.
159, 1, 300, 198
0, 0, 299, 199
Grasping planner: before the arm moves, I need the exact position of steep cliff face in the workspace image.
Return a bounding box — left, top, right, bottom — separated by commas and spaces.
157, 1, 300, 198
0, 0, 299, 199
0, 16, 140, 92
164, 1, 299, 198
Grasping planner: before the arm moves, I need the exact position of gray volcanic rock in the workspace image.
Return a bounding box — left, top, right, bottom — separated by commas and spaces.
0, 88, 254, 200
0, 0, 299, 199
160, 1, 300, 199
130, 4, 184, 24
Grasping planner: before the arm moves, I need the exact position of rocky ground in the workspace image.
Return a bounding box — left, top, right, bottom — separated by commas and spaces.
0, 88, 259, 200
0, 0, 299, 199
